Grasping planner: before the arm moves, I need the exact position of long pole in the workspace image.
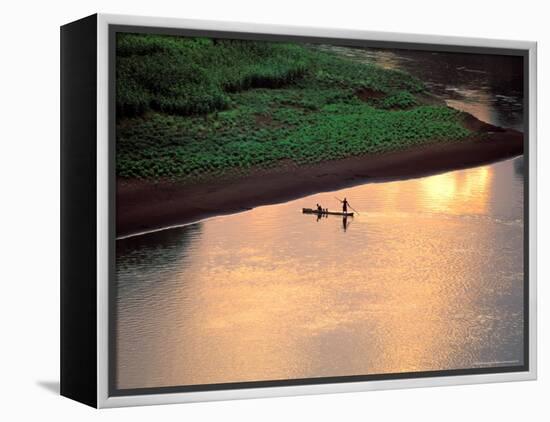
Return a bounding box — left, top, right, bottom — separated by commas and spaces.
335, 197, 360, 215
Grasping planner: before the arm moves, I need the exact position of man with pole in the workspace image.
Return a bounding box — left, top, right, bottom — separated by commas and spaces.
335, 196, 359, 215
341, 197, 349, 214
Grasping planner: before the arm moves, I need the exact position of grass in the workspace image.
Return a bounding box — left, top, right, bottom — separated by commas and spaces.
116, 33, 474, 180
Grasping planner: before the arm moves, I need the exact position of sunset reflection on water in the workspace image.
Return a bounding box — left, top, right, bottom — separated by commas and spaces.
420, 166, 492, 214
115, 158, 524, 389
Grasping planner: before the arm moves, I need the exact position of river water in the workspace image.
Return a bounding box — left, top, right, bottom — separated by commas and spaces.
114, 48, 525, 390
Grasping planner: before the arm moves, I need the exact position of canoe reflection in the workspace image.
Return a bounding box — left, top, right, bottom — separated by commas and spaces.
311, 210, 353, 232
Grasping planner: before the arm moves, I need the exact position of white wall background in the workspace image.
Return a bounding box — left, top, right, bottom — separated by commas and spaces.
1, 0, 546, 420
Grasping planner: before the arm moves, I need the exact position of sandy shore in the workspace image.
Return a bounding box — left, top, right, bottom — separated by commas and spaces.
116, 116, 523, 237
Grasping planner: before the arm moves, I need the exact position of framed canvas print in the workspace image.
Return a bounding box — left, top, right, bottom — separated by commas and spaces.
60, 14, 537, 408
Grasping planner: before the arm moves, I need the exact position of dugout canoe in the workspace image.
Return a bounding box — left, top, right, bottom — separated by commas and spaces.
302, 208, 354, 217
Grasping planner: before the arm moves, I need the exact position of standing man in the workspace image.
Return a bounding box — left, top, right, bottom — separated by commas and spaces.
339, 197, 349, 214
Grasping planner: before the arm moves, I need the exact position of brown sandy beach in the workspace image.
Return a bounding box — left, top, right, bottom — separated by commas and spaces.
116, 114, 523, 237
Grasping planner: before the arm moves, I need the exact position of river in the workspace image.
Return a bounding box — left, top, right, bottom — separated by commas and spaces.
114, 47, 525, 390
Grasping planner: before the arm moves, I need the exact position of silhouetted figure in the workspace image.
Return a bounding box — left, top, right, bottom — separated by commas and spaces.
317, 203, 323, 213
339, 197, 350, 214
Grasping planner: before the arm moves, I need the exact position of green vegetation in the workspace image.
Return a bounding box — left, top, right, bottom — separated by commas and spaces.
116, 33, 474, 180
377, 91, 419, 109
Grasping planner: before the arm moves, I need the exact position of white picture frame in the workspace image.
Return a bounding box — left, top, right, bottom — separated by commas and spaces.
60, 13, 537, 408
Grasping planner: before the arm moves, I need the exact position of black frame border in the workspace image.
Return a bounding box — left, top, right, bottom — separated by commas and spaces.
108, 23, 530, 398
60, 13, 98, 408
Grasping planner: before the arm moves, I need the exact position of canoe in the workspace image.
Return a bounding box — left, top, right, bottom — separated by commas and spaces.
302, 208, 354, 217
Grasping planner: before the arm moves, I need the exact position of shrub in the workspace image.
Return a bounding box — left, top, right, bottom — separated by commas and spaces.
378, 91, 418, 109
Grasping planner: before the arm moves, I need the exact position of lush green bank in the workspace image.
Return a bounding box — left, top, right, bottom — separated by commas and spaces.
116, 33, 475, 180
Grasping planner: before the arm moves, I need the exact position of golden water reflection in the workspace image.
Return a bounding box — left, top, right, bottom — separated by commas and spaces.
420, 166, 492, 214
116, 159, 524, 389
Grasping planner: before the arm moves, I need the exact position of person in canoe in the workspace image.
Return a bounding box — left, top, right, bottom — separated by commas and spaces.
316, 203, 323, 213
338, 197, 350, 214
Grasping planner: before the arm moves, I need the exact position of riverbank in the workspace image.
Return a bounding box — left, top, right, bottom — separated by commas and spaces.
115, 34, 523, 236
117, 118, 522, 237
